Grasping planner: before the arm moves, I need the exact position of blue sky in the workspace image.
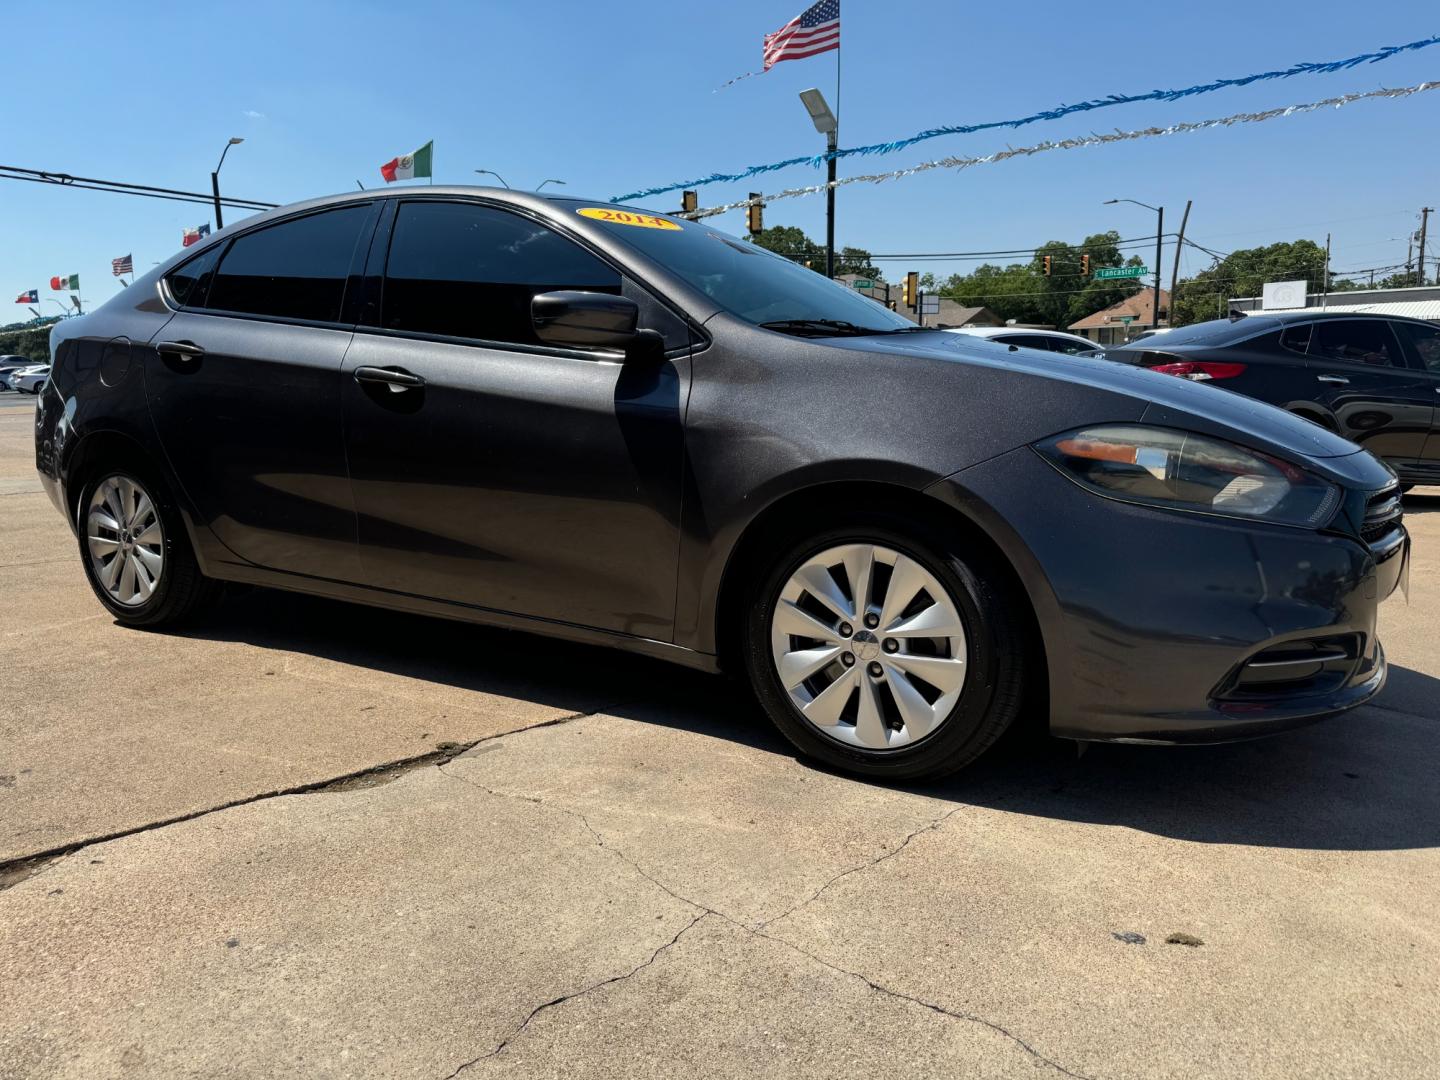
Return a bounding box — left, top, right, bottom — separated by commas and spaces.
4, 0, 1437, 310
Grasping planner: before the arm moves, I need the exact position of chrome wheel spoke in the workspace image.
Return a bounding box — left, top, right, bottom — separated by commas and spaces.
771, 542, 968, 754
885, 652, 967, 695
802, 667, 857, 727
129, 492, 154, 531
89, 509, 121, 534
888, 602, 963, 641
133, 544, 162, 576
792, 563, 853, 622
882, 664, 939, 741
117, 552, 137, 600
102, 551, 124, 590
773, 599, 840, 643
853, 675, 889, 748
779, 644, 843, 689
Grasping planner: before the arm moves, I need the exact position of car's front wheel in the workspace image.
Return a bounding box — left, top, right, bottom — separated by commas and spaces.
78, 465, 219, 626
743, 517, 1028, 780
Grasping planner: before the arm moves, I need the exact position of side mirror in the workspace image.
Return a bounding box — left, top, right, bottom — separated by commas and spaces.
532, 290, 638, 350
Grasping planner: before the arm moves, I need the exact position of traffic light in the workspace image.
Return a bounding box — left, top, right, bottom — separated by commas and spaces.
1080, 253, 1090, 275
747, 193, 764, 235
681, 190, 697, 215
903, 271, 919, 309
1042, 255, 1052, 277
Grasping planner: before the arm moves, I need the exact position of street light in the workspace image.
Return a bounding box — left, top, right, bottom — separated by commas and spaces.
474, 169, 511, 189
799, 88, 838, 279
211, 137, 244, 232
535, 179, 567, 192
1104, 198, 1164, 330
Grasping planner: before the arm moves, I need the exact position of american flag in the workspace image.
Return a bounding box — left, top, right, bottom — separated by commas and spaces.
763, 0, 839, 71
111, 254, 134, 277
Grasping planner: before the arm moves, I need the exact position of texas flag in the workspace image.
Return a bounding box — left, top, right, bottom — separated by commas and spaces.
14, 289, 38, 304
182, 223, 212, 248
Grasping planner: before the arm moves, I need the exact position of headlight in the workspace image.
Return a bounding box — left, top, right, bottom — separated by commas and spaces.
1035, 425, 1340, 528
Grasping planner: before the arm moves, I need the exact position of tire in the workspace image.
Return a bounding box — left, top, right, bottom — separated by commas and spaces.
743, 515, 1028, 781
31, 382, 44, 396
77, 462, 220, 627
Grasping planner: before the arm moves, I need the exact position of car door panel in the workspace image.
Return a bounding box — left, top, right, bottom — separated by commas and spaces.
341, 335, 687, 638
1303, 320, 1434, 468
146, 312, 363, 581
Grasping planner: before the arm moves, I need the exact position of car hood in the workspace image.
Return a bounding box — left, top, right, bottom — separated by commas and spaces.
833, 331, 1369, 463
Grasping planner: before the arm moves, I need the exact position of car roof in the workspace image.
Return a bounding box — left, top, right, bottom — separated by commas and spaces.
1236, 309, 1437, 327
945, 327, 1098, 345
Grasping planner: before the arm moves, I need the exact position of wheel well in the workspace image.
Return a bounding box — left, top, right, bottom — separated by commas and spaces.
64, 431, 159, 526
713, 481, 1047, 709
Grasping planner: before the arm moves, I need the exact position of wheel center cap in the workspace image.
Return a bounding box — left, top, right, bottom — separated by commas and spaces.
852, 629, 880, 662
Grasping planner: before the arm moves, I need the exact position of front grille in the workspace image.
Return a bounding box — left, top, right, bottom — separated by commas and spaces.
1361, 487, 1403, 545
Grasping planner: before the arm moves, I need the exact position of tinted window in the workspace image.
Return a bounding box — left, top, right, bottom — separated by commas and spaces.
1113, 316, 1281, 350
382, 201, 621, 346
1279, 323, 1312, 355
1401, 322, 1440, 373
994, 334, 1043, 348
206, 205, 370, 323
563, 203, 913, 332
1052, 338, 1102, 355
1309, 320, 1398, 367
165, 245, 222, 308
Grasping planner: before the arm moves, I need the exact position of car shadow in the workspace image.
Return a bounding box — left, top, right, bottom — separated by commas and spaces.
1403, 487, 1440, 514
172, 587, 1439, 853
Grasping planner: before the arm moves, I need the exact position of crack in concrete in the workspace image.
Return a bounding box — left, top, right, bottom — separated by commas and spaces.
0, 704, 615, 888
439, 912, 710, 1080
755, 927, 1100, 1080
756, 802, 968, 930
434, 778, 1097, 1080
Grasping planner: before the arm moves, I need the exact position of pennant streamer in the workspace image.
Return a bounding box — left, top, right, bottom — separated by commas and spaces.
682, 80, 1440, 220
617, 33, 1440, 201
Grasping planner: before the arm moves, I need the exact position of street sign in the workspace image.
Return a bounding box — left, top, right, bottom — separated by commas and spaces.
920, 295, 940, 315
1094, 266, 1148, 280
1119, 315, 1135, 325
851, 279, 874, 290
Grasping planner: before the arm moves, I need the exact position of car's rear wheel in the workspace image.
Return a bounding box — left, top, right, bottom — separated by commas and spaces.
743, 517, 1027, 780
78, 465, 219, 626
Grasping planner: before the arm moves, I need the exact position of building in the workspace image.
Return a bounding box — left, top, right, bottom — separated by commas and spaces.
1067, 289, 1170, 346
1227, 284, 1440, 322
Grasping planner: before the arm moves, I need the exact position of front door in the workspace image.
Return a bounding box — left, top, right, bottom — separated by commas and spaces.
1395, 320, 1440, 483
145, 203, 376, 580
1304, 318, 1435, 472
341, 199, 691, 640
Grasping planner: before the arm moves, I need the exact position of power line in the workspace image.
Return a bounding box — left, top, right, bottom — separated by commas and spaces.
0, 164, 277, 212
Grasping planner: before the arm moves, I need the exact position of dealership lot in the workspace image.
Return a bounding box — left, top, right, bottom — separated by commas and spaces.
2, 393, 1437, 1078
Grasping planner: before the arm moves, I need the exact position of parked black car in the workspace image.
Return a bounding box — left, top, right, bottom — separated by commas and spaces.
1108, 312, 1440, 487
34, 189, 1408, 780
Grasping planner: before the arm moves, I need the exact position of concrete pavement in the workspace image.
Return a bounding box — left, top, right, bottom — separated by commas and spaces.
2, 393, 1437, 1079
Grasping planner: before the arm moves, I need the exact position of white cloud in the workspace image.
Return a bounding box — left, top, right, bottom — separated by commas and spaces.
243, 109, 266, 120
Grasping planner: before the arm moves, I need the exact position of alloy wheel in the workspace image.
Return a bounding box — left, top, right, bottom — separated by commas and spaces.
769, 543, 968, 751
87, 475, 164, 607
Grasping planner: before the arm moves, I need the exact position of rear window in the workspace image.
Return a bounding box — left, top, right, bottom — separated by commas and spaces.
1114, 316, 1279, 350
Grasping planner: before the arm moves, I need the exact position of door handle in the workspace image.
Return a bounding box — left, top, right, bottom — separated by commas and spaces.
156, 340, 205, 358
354, 365, 425, 391
1316, 374, 1350, 385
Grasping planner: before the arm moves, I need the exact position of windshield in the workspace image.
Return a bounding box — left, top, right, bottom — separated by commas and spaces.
566, 204, 914, 334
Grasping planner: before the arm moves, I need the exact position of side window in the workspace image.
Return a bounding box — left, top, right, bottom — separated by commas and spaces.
1401, 322, 1440, 374
381, 201, 621, 347
165, 245, 222, 309
205, 205, 371, 324
993, 335, 1034, 348
1309, 321, 1398, 367
1278, 323, 1312, 356
1054, 340, 1100, 356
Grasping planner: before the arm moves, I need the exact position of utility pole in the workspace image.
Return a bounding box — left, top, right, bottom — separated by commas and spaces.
1168, 199, 1192, 314
1418, 207, 1432, 286
1152, 206, 1164, 329
1322, 233, 1331, 309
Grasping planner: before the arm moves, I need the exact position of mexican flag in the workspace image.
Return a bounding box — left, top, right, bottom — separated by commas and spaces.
380, 140, 433, 183
50, 273, 79, 291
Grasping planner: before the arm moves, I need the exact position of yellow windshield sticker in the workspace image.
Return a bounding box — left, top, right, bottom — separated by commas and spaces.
578, 207, 682, 231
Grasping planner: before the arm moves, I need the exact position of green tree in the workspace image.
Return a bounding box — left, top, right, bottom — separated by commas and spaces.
748, 226, 881, 280
837, 246, 883, 281
1170, 240, 1328, 327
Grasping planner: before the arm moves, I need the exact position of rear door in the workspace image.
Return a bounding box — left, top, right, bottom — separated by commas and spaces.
1303, 318, 1435, 468
146, 203, 378, 580
340, 198, 692, 640
1394, 321, 1440, 482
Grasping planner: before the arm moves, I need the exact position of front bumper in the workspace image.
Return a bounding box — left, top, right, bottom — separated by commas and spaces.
930, 447, 1407, 744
